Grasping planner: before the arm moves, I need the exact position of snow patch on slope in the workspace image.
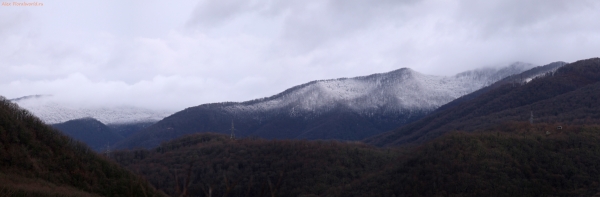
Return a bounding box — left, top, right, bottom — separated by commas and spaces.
524, 66, 561, 84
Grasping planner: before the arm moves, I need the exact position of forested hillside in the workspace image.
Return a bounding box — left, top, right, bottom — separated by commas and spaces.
112, 124, 600, 196
368, 58, 600, 146
337, 124, 600, 196
112, 133, 399, 197
0, 96, 166, 197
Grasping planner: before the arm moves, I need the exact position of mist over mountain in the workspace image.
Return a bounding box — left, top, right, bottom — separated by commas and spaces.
116, 63, 534, 149
368, 58, 600, 147
11, 95, 173, 125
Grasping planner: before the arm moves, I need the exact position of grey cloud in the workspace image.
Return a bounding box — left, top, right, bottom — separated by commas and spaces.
0, 11, 30, 36
456, 0, 598, 37
278, 0, 418, 53
186, 0, 419, 52
186, 0, 262, 28
2, 0, 600, 112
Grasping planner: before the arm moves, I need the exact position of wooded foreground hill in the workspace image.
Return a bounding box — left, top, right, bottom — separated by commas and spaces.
0, 97, 166, 197
340, 123, 600, 196
112, 133, 399, 197
113, 124, 600, 196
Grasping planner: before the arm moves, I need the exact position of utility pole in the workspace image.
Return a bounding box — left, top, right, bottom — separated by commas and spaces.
521, 74, 523, 85
530, 111, 534, 125
230, 120, 236, 140
105, 142, 110, 157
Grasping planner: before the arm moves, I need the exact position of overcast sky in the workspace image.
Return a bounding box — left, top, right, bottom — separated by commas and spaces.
1, 0, 599, 111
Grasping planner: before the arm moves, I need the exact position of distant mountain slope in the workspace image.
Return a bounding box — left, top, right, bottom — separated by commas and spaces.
368, 58, 600, 147
52, 117, 124, 152
0, 96, 166, 197
116, 63, 534, 149
108, 121, 155, 138
11, 95, 173, 124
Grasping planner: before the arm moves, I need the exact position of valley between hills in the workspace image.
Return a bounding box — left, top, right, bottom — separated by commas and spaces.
2, 57, 600, 196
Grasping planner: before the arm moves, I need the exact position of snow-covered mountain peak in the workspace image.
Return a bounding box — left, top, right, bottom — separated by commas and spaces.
358, 67, 417, 81
11, 95, 174, 124
220, 63, 534, 116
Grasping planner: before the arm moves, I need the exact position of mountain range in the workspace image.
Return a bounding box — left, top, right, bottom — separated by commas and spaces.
116, 62, 536, 149
107, 57, 600, 196
4, 57, 600, 196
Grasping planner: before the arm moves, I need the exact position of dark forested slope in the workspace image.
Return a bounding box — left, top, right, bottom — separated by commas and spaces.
369, 58, 600, 147
112, 124, 600, 197
338, 124, 600, 197
112, 133, 399, 197
0, 97, 166, 197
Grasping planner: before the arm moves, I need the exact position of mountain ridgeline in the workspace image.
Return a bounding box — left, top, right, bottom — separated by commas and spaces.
0, 97, 166, 196
368, 58, 600, 147
116, 63, 534, 149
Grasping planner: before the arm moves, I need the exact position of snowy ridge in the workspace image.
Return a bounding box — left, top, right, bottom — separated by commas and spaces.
221, 63, 535, 116
11, 62, 534, 126
12, 95, 173, 124
113, 62, 541, 148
